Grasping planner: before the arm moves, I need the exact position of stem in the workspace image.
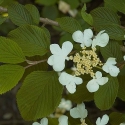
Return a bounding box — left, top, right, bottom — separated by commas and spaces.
96, 66, 102, 70
0, 6, 59, 26
25, 59, 47, 69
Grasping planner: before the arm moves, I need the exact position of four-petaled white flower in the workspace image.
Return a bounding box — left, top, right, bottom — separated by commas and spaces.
47, 41, 73, 71
58, 98, 72, 111
32, 118, 48, 125
58, 115, 68, 125
59, 72, 83, 93
72, 29, 93, 47
120, 123, 125, 125
102, 58, 120, 77
96, 114, 109, 125
92, 30, 109, 48
86, 71, 108, 92
70, 103, 88, 120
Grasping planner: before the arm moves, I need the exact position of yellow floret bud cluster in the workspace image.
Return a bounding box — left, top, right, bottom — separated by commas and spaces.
69, 47, 103, 77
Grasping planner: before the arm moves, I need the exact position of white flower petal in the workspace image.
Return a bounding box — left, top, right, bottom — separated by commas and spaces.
58, 115, 68, 125
50, 44, 62, 55
62, 41, 73, 56
96, 33, 109, 47
86, 79, 99, 92
96, 117, 101, 125
72, 30, 84, 43
47, 55, 54, 66
52, 55, 65, 71
95, 71, 102, 79
40, 118, 48, 125
66, 82, 76, 93
97, 77, 108, 85
120, 123, 125, 125
100, 114, 109, 125
77, 103, 88, 119
70, 103, 87, 119
59, 72, 72, 85
102, 64, 109, 73
108, 65, 120, 77
124, 56, 125, 60
32, 122, 40, 125
70, 107, 81, 118
73, 77, 83, 85
106, 58, 116, 65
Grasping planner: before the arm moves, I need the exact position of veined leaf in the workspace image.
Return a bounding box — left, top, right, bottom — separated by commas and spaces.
0, 64, 25, 94
100, 40, 123, 62
91, 7, 125, 40
25, 4, 40, 25
118, 76, 125, 101
57, 17, 82, 34
81, 4, 93, 25
17, 71, 63, 120
8, 25, 50, 57
8, 3, 34, 26
94, 75, 119, 110
0, 37, 25, 64
104, 0, 125, 14
109, 112, 125, 125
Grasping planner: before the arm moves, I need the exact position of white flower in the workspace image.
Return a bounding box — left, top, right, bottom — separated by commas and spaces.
96, 114, 109, 125
72, 29, 93, 47
47, 41, 73, 71
120, 123, 125, 125
58, 115, 68, 125
70, 103, 88, 119
59, 72, 83, 93
92, 30, 109, 48
102, 58, 120, 77
32, 118, 48, 125
86, 71, 108, 92
58, 98, 72, 111
123, 55, 125, 60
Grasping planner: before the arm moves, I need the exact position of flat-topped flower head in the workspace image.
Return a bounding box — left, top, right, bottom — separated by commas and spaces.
58, 115, 68, 125
59, 72, 83, 93
102, 58, 120, 77
72, 29, 93, 47
96, 114, 109, 125
47, 41, 73, 71
70, 103, 88, 120
32, 118, 48, 125
86, 71, 108, 92
58, 98, 72, 111
92, 30, 109, 48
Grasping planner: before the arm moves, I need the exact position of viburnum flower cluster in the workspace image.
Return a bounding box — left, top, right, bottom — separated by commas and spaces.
47, 28, 120, 93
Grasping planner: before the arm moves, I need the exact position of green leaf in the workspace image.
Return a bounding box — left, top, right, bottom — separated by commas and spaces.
109, 112, 125, 125
42, 5, 58, 20
100, 40, 123, 62
25, 4, 40, 25
68, 80, 94, 103
0, 15, 7, 25
81, 4, 93, 25
94, 75, 119, 110
104, 0, 125, 14
8, 3, 34, 26
0, 64, 25, 94
91, 7, 125, 40
17, 71, 63, 120
35, 0, 58, 6
0, 37, 25, 64
8, 25, 50, 57
57, 17, 82, 34
118, 76, 125, 101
